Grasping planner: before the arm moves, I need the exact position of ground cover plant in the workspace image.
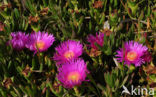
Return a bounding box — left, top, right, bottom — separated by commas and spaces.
0, 0, 156, 97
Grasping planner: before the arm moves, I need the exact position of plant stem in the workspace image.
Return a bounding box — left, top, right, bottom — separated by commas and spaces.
74, 87, 80, 97
38, 53, 44, 72
39, 63, 43, 72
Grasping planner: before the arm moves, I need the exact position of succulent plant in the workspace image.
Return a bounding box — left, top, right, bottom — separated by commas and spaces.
0, 0, 155, 96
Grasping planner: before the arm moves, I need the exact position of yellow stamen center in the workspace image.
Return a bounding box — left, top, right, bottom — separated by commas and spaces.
36, 41, 45, 50
67, 71, 80, 82
127, 51, 138, 61
64, 51, 74, 59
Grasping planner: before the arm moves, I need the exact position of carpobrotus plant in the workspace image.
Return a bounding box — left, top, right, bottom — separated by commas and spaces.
0, 0, 155, 97
53, 40, 83, 65
87, 32, 104, 50
57, 59, 89, 88
115, 41, 150, 67
9, 32, 28, 50
26, 31, 55, 53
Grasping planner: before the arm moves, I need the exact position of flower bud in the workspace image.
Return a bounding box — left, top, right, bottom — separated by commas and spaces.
109, 10, 118, 26
127, 0, 138, 16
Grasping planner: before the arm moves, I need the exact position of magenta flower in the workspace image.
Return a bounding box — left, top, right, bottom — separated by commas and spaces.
115, 41, 148, 67
26, 31, 55, 53
53, 40, 83, 65
87, 32, 104, 50
141, 51, 152, 63
57, 59, 89, 88
10, 32, 28, 50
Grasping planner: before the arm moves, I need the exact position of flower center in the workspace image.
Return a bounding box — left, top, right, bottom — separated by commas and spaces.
36, 41, 45, 50
127, 51, 138, 61
67, 71, 80, 82
64, 51, 74, 59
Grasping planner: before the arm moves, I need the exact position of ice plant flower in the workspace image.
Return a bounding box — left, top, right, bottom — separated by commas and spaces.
57, 59, 89, 88
115, 41, 148, 67
87, 32, 104, 50
26, 31, 55, 53
10, 32, 28, 50
53, 40, 83, 65
141, 51, 152, 63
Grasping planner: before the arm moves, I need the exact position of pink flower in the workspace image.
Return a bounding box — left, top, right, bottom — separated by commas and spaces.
115, 41, 148, 67
53, 40, 83, 65
87, 32, 104, 49
141, 51, 152, 63
9, 32, 28, 50
26, 31, 55, 53
57, 59, 89, 88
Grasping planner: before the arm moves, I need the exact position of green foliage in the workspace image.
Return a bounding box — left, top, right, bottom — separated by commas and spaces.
0, 0, 156, 96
